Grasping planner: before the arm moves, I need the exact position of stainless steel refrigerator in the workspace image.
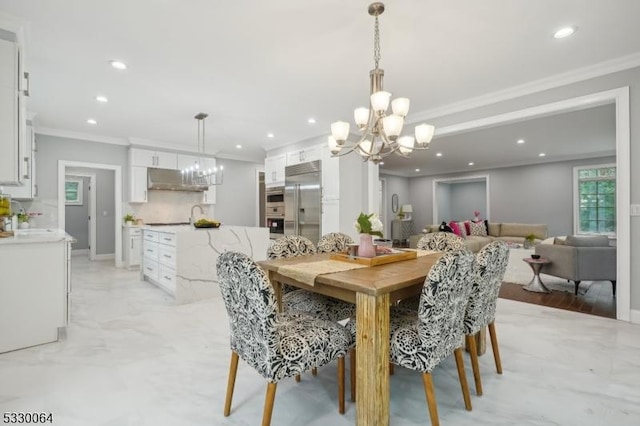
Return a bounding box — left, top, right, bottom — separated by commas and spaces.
284, 160, 321, 244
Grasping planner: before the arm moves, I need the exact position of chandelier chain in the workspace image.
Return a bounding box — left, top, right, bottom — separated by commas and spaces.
373, 15, 380, 70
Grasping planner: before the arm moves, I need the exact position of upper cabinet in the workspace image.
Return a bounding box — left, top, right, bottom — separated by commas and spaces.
286, 146, 319, 167
130, 148, 177, 169
0, 31, 26, 185
265, 154, 286, 187
8, 119, 36, 200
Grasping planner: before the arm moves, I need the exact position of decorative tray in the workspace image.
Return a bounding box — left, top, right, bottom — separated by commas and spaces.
0, 230, 14, 238
194, 223, 221, 229
330, 249, 417, 266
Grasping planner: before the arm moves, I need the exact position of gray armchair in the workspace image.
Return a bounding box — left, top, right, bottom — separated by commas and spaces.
535, 235, 616, 296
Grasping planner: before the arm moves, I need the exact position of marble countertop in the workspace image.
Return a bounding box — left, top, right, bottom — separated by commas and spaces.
0, 228, 75, 245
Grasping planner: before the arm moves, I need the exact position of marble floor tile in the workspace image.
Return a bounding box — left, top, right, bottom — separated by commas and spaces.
1, 257, 639, 425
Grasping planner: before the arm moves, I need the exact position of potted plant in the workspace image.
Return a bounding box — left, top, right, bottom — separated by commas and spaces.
123, 213, 135, 226
397, 205, 405, 219
524, 233, 536, 249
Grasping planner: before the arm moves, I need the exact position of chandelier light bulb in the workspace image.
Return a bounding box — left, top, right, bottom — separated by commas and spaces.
354, 107, 370, 128
415, 124, 435, 145
358, 140, 373, 156
370, 91, 391, 112
331, 121, 350, 143
391, 98, 410, 117
397, 135, 415, 154
328, 136, 341, 154
382, 115, 403, 140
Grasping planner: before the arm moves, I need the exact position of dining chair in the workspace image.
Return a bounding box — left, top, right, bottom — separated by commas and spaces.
217, 251, 352, 426
463, 241, 509, 396
416, 231, 466, 252
316, 232, 355, 253
388, 250, 475, 426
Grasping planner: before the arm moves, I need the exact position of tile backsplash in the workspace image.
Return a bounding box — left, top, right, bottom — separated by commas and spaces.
128, 190, 214, 223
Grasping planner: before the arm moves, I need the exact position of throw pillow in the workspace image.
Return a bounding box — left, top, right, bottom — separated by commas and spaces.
456, 222, 468, 238
469, 221, 488, 236
448, 221, 462, 237
438, 221, 453, 233
463, 221, 471, 235
553, 237, 566, 245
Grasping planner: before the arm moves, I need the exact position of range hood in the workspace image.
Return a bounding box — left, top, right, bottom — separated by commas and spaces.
147, 168, 208, 192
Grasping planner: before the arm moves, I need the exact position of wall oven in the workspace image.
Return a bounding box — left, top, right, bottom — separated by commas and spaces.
265, 186, 285, 239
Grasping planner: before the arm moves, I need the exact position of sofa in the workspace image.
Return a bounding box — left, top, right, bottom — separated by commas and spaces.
409, 222, 548, 253
534, 235, 616, 295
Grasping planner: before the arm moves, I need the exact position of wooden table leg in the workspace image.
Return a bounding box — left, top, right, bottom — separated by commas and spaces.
268, 271, 283, 312
356, 292, 390, 426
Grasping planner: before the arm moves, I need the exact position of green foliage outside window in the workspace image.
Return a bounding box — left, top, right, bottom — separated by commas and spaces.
578, 166, 616, 234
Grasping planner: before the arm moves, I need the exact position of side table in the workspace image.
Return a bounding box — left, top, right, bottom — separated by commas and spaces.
522, 257, 551, 293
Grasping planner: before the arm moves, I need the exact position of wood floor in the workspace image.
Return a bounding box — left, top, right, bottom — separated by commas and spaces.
499, 280, 616, 319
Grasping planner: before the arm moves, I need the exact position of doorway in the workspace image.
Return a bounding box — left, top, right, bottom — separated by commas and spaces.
64, 172, 96, 259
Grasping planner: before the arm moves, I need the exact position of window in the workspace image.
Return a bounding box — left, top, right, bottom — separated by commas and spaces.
574, 165, 615, 235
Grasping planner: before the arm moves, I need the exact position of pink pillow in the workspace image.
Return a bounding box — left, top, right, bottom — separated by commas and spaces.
464, 221, 471, 235
449, 221, 461, 237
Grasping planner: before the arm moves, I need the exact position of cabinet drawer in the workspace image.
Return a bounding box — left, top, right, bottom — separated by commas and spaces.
143, 231, 158, 243
157, 232, 176, 246
142, 259, 159, 281
158, 246, 176, 267
158, 264, 177, 295
143, 241, 159, 260
130, 228, 142, 236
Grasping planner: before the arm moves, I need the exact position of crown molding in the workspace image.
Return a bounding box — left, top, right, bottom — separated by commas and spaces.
37, 127, 129, 146
408, 52, 640, 124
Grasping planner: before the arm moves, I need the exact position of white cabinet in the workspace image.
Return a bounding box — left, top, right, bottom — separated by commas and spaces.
321, 144, 340, 200
129, 166, 148, 203
265, 154, 286, 187
123, 226, 141, 269
7, 120, 36, 199
203, 186, 216, 205
130, 148, 177, 169
0, 35, 25, 185
287, 146, 319, 166
142, 229, 177, 295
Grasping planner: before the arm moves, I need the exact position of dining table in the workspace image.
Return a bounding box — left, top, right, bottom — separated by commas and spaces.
258, 250, 443, 426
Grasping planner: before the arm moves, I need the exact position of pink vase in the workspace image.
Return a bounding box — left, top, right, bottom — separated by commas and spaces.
358, 234, 376, 258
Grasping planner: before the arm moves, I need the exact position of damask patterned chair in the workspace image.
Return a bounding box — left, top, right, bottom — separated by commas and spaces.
463, 241, 509, 396
217, 251, 351, 426
388, 250, 475, 426
316, 232, 355, 253
417, 231, 466, 252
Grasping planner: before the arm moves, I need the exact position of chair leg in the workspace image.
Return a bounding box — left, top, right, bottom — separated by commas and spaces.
422, 372, 439, 426
295, 374, 301, 382
465, 334, 483, 396
389, 362, 395, 375
574, 280, 581, 295
338, 356, 345, 414
488, 322, 503, 374
224, 352, 240, 416
262, 382, 277, 426
350, 349, 356, 402
453, 347, 472, 411
611, 280, 616, 297
312, 367, 318, 376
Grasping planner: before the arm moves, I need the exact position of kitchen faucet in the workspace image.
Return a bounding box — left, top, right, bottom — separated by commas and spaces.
190, 204, 204, 225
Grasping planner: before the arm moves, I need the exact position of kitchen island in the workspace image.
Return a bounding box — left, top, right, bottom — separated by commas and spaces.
141, 225, 269, 303
0, 229, 74, 353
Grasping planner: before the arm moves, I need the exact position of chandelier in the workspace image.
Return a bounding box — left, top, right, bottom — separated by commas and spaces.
181, 113, 223, 186
328, 2, 435, 164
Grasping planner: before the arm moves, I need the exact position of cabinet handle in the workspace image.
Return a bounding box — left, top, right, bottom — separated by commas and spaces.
23, 157, 30, 179
164, 275, 172, 280
144, 190, 147, 202
204, 193, 208, 202
300, 151, 304, 162
23, 72, 30, 97
163, 254, 171, 258
34, 184, 38, 197
147, 249, 153, 252
163, 237, 171, 241
131, 239, 134, 249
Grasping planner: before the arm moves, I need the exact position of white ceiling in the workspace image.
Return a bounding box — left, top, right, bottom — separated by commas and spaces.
0, 0, 638, 171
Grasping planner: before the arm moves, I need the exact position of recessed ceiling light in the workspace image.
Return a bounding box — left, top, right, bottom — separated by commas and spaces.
415, 168, 420, 172
86, 118, 97, 125
307, 118, 316, 124
539, 153, 546, 157
267, 133, 274, 138
109, 60, 127, 70
95, 95, 108, 103
554, 26, 576, 39
468, 162, 474, 166
235, 144, 242, 149
436, 152, 443, 157
517, 139, 525, 144
379, 161, 384, 165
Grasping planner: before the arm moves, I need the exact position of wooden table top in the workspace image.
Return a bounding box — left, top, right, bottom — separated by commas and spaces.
258, 252, 443, 297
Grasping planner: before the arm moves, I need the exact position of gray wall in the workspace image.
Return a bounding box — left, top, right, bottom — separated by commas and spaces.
213, 158, 262, 226
381, 174, 410, 238
449, 181, 487, 222
65, 176, 90, 249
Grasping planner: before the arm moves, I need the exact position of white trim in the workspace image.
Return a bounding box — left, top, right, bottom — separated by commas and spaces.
66, 171, 97, 261
409, 52, 640, 124
39, 127, 129, 146
71, 249, 89, 256
572, 163, 616, 236
432, 174, 490, 224
630, 309, 640, 325
58, 160, 123, 268
93, 253, 115, 261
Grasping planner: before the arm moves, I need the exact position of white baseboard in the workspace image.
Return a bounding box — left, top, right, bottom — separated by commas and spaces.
630, 309, 640, 325
94, 253, 115, 261
72, 249, 89, 256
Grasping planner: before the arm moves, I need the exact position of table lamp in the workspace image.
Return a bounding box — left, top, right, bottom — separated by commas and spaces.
401, 204, 412, 220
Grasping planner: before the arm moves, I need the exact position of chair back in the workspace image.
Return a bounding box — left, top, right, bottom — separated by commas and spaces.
413, 250, 474, 370
417, 232, 466, 252
463, 241, 509, 335
217, 251, 279, 378
317, 232, 355, 253
267, 235, 317, 259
